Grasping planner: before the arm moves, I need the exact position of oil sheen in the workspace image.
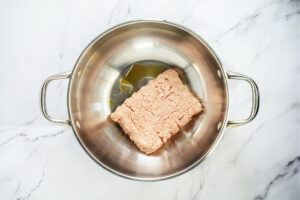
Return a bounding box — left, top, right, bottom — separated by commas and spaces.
119, 62, 169, 94
109, 61, 171, 110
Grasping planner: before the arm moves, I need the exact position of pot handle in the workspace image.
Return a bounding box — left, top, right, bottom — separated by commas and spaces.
41, 72, 72, 126
226, 71, 260, 128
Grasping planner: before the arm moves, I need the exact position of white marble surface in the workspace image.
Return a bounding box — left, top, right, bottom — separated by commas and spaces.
0, 0, 299, 199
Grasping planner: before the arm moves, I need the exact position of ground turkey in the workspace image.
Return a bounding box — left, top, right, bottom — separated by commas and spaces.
111, 69, 203, 154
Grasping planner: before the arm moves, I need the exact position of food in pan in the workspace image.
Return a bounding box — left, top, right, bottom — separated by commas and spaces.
111, 69, 203, 154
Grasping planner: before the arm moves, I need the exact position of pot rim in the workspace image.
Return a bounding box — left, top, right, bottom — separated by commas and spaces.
67, 20, 229, 181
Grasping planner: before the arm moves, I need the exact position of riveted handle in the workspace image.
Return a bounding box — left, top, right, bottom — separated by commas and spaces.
227, 71, 260, 128
41, 72, 72, 126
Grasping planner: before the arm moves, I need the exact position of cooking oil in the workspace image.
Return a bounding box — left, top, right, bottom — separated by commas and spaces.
109, 60, 191, 111
119, 62, 169, 94
108, 99, 114, 106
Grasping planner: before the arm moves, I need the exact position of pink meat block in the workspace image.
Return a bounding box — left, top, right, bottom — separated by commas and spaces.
111, 69, 203, 154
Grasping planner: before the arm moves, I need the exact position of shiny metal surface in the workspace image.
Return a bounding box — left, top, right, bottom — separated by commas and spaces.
41, 20, 260, 181
226, 71, 260, 128
41, 71, 71, 126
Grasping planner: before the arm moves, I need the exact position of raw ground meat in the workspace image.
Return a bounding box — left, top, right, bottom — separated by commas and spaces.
111, 69, 203, 154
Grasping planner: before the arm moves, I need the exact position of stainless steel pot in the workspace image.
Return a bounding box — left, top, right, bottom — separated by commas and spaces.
41, 20, 259, 181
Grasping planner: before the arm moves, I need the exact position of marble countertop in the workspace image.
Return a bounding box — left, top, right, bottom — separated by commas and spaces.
0, 0, 299, 199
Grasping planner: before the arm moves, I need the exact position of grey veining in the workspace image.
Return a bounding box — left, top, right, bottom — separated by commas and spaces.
254, 157, 300, 200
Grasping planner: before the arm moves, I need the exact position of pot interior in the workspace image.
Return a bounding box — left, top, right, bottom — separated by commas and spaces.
68, 21, 228, 180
